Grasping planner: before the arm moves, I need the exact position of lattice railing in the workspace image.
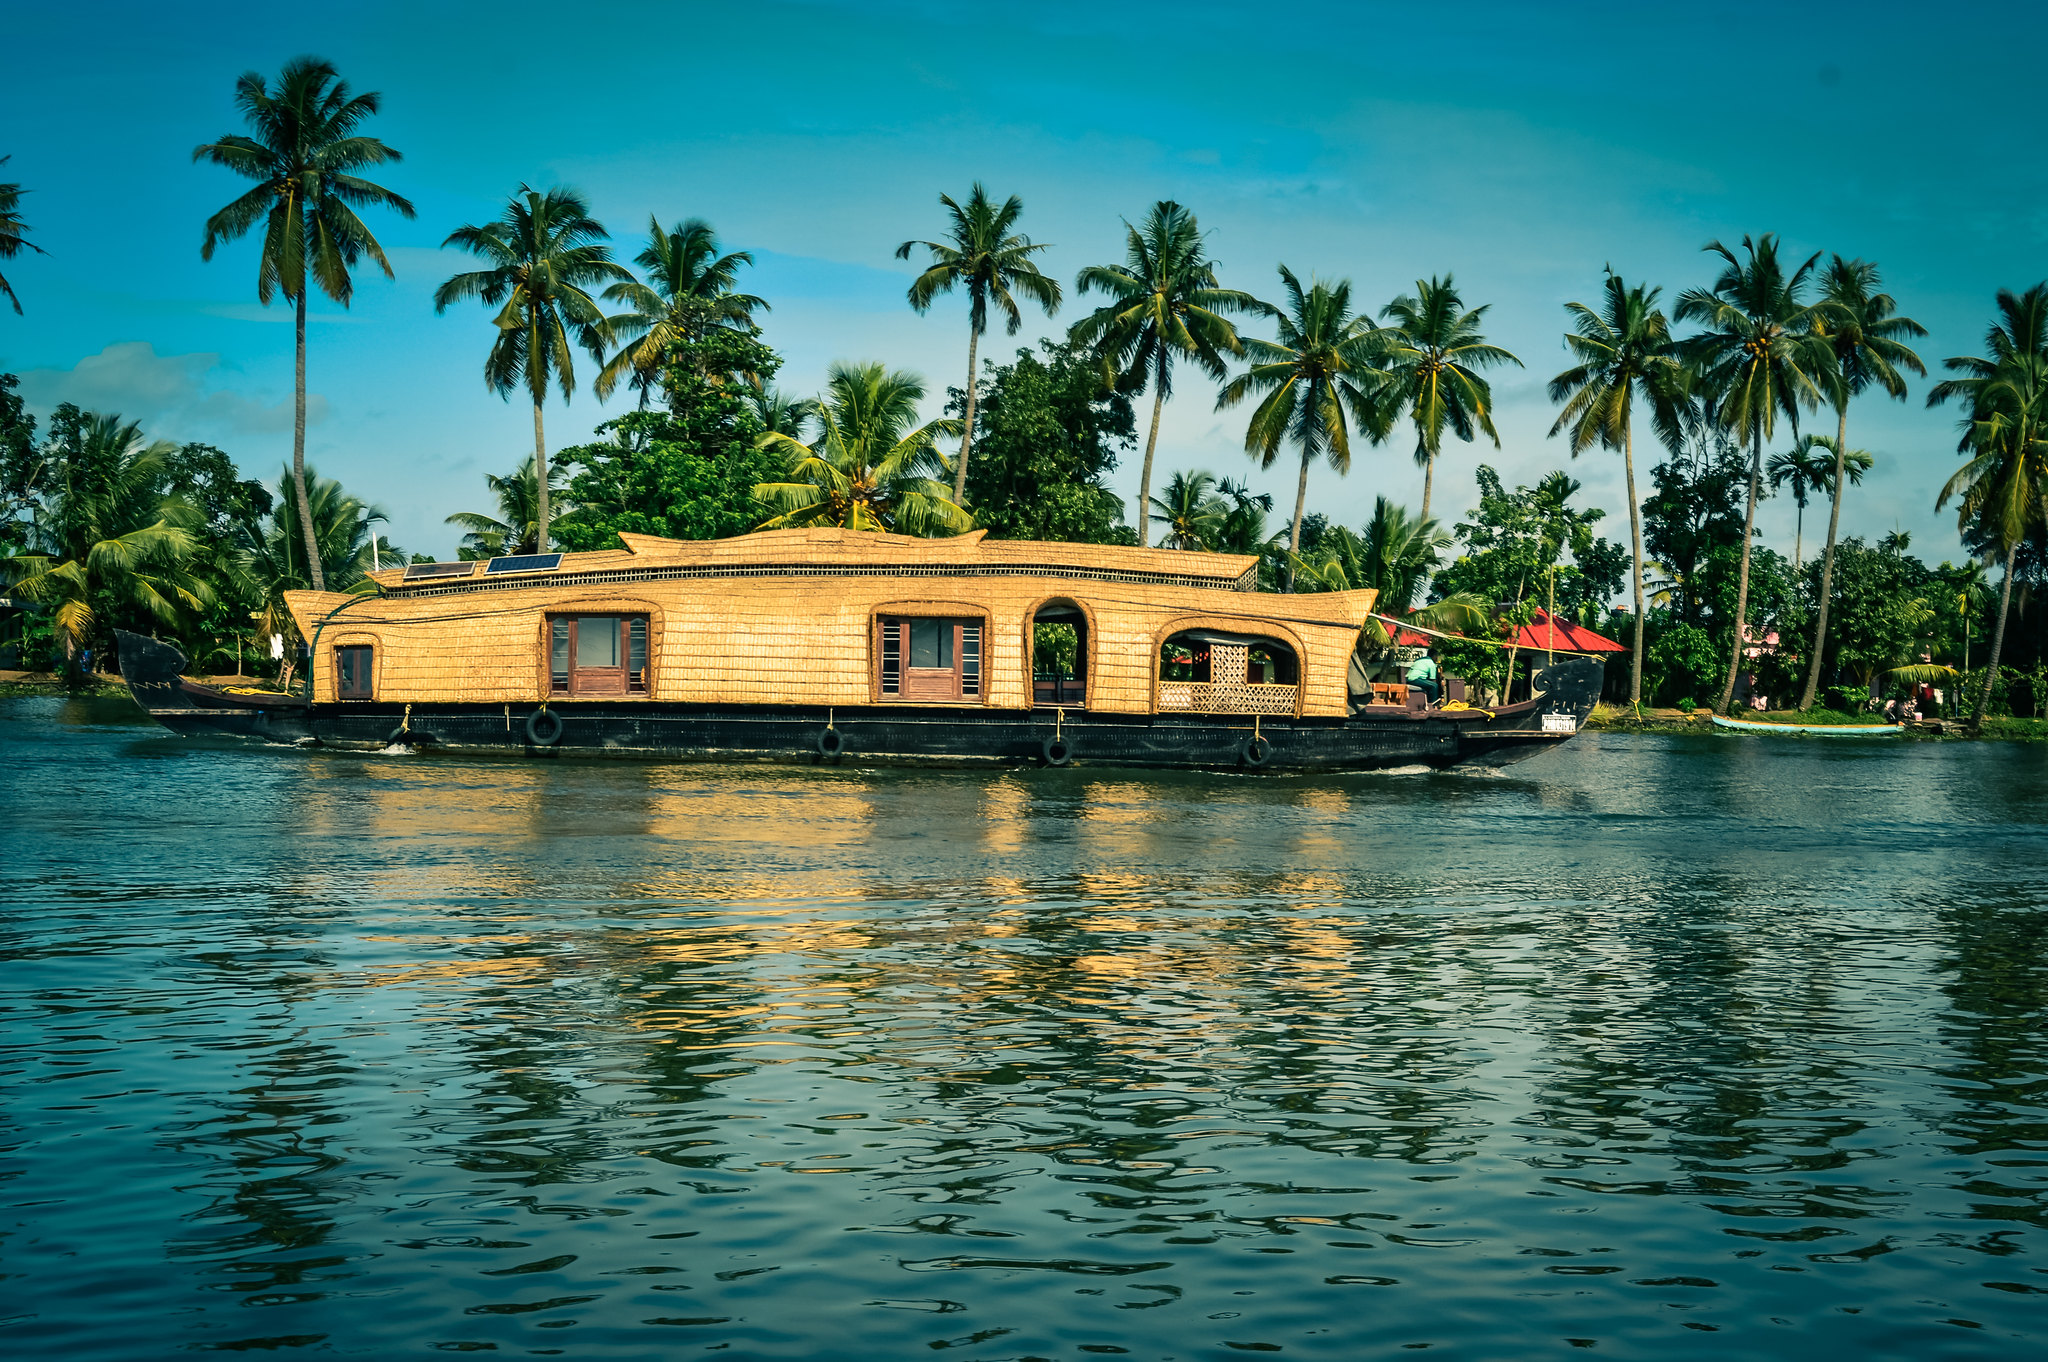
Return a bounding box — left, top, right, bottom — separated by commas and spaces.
1157, 681, 1298, 715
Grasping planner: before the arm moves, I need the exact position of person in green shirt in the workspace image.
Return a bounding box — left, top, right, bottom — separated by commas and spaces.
1405, 647, 1439, 706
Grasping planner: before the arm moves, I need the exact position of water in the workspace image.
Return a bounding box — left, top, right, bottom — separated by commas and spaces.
3, 696, 2046, 1359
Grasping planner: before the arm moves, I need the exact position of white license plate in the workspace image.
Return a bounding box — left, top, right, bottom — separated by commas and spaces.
1541, 712, 1576, 733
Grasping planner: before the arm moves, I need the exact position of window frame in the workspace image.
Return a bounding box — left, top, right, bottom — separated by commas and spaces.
547, 613, 651, 698
873, 607, 989, 705
335, 644, 374, 701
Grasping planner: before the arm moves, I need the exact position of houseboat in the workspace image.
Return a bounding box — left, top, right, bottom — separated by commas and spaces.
116, 527, 1602, 771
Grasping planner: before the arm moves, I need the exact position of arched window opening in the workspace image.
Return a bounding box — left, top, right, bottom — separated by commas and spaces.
1158, 629, 1299, 715
1033, 603, 1088, 707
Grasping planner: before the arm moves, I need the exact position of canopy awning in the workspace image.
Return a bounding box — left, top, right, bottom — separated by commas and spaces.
1512, 608, 1624, 654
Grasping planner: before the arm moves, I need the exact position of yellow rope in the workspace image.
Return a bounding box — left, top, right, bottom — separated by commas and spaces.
1436, 700, 1496, 718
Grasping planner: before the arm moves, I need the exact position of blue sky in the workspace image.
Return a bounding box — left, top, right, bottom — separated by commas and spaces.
4, 0, 2043, 565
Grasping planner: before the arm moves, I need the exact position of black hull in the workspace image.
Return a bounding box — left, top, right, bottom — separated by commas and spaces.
116, 630, 1600, 772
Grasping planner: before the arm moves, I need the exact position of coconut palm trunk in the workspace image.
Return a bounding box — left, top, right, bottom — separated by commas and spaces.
1973, 540, 2021, 727
953, 326, 981, 503
1419, 444, 1436, 523
1623, 426, 1646, 708
1796, 404, 1852, 709
531, 398, 550, 552
1714, 428, 1765, 714
1136, 363, 1166, 548
292, 289, 325, 591
1290, 445, 1313, 573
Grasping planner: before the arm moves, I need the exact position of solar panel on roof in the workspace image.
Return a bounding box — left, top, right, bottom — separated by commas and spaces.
484, 553, 564, 575
401, 561, 477, 581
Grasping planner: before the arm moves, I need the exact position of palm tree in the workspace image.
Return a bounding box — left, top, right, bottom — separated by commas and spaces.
753, 361, 969, 535
7, 413, 212, 661
194, 57, 414, 592
1216, 266, 1389, 581
1069, 202, 1257, 546
747, 387, 818, 440
1675, 235, 1833, 714
896, 185, 1061, 503
1377, 275, 1522, 522
0, 156, 47, 314
1938, 559, 1992, 672
1796, 256, 1926, 709
1548, 272, 1688, 708
235, 465, 388, 680
1929, 284, 2048, 726
1211, 478, 1275, 555
1149, 470, 1225, 550
596, 216, 767, 402
445, 456, 567, 557
1769, 434, 1869, 570
435, 186, 629, 554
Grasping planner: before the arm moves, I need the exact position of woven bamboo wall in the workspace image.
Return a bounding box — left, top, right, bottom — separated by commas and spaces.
291, 530, 1376, 715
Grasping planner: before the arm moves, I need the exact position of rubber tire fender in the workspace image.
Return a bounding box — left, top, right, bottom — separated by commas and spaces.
1041, 735, 1073, 767
815, 727, 845, 758
525, 708, 564, 747
1238, 735, 1274, 768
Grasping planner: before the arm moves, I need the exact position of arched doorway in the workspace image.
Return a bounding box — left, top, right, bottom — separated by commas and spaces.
1158, 628, 1300, 714
1032, 602, 1088, 706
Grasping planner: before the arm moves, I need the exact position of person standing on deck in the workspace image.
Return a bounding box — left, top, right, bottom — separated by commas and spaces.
1406, 647, 1441, 706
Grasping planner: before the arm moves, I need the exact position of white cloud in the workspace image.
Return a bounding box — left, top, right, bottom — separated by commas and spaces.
15, 342, 328, 439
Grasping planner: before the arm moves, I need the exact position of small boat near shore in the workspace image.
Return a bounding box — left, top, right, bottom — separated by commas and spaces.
117, 527, 1603, 772
1712, 714, 1903, 737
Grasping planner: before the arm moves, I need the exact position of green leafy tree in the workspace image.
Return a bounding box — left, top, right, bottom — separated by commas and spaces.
897, 185, 1061, 502
1, 373, 40, 553
1149, 469, 1225, 550
1769, 433, 1869, 570
754, 361, 968, 534
435, 185, 629, 553
1674, 234, 1833, 713
0, 157, 47, 314
597, 216, 767, 403
195, 57, 414, 591
1807, 537, 1934, 690
1435, 467, 1625, 696
446, 456, 568, 557
555, 330, 790, 550
1641, 402, 1750, 625
1797, 256, 1925, 709
7, 409, 212, 664
1377, 274, 1522, 521
1068, 201, 1256, 545
958, 342, 1135, 544
1929, 283, 2048, 726
1217, 266, 1389, 574
1548, 271, 1687, 707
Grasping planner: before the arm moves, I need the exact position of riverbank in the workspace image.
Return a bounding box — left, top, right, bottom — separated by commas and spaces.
0, 670, 280, 701
1585, 701, 2048, 741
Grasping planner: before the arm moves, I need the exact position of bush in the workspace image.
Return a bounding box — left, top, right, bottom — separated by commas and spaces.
1675, 697, 1697, 713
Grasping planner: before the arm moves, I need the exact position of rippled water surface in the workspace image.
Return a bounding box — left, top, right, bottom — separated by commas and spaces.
4, 697, 2047, 1359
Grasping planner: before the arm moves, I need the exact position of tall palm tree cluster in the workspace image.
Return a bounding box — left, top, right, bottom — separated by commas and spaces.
5, 55, 2042, 723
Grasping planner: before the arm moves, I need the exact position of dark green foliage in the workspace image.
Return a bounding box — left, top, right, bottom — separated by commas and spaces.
1807, 537, 1935, 687
1647, 624, 1720, 706
162, 443, 272, 539
1642, 415, 1750, 624
1435, 466, 1625, 618
1, 373, 38, 553
956, 342, 1136, 544
555, 329, 791, 550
